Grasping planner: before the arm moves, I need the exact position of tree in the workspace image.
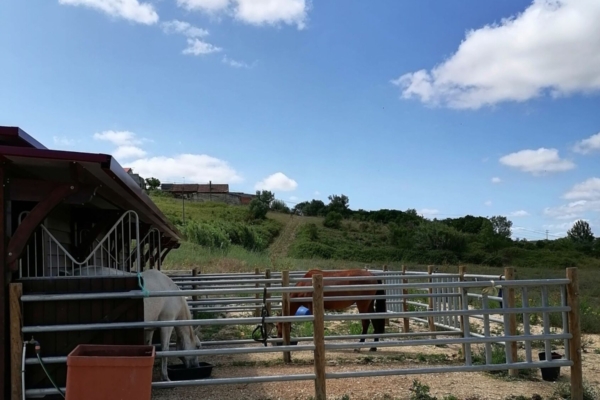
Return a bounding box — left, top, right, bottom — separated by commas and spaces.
567, 220, 594, 243
248, 198, 268, 220
270, 199, 290, 213
490, 216, 512, 239
145, 177, 161, 190
323, 211, 343, 229
327, 194, 350, 217
255, 190, 275, 207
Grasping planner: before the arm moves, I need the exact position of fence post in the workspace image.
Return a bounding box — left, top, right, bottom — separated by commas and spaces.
402, 265, 409, 333
566, 268, 583, 400
383, 265, 389, 327
254, 268, 261, 317
10, 283, 23, 400
282, 270, 291, 363
192, 268, 200, 318
458, 265, 467, 360
265, 269, 272, 316
504, 267, 519, 378
312, 274, 326, 400
427, 265, 436, 336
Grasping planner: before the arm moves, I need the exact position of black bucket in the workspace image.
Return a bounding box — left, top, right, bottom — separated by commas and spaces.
538, 351, 562, 382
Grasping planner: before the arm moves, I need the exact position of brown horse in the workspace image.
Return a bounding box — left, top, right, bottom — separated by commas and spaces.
276, 269, 387, 352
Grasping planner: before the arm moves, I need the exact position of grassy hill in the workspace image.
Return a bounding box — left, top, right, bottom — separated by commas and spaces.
152, 193, 600, 333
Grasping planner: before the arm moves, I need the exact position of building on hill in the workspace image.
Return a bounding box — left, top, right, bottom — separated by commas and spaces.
123, 167, 145, 190
160, 181, 255, 205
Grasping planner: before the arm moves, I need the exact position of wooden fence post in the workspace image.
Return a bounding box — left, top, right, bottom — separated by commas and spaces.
383, 265, 389, 327
312, 274, 326, 400
282, 271, 291, 363
265, 269, 272, 316
254, 268, 261, 317
10, 283, 23, 400
566, 268, 583, 400
427, 265, 437, 336
504, 267, 519, 377
402, 265, 409, 333
192, 268, 200, 318
458, 265, 467, 360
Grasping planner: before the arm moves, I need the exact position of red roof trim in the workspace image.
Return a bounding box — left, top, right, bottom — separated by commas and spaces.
0, 126, 48, 150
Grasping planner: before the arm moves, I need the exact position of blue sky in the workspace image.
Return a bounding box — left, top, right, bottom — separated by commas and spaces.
2, 0, 600, 240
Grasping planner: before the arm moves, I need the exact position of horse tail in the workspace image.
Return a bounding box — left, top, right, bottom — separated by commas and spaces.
372, 279, 386, 333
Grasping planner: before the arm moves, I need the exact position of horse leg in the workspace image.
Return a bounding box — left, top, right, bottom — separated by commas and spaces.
160, 326, 174, 381
354, 301, 372, 353
366, 300, 378, 352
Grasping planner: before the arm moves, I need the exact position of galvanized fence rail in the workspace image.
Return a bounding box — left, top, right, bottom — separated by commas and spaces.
13, 267, 584, 400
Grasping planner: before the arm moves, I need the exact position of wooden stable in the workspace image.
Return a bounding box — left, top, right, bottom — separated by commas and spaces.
0, 126, 181, 399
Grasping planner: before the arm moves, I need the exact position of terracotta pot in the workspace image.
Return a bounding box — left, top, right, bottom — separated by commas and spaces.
65, 344, 155, 400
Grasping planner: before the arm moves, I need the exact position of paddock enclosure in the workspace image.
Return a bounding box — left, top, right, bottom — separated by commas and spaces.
1, 126, 584, 400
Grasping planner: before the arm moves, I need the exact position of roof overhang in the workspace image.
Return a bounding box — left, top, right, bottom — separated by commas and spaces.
0, 128, 181, 245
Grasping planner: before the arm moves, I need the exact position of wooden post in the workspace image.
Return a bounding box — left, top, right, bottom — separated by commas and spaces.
254, 268, 260, 317
401, 265, 409, 333
458, 265, 467, 360
265, 269, 272, 316
383, 265, 389, 327
427, 265, 436, 336
567, 268, 583, 400
312, 274, 326, 400
192, 268, 199, 318
504, 267, 519, 377
282, 271, 291, 363
10, 283, 23, 400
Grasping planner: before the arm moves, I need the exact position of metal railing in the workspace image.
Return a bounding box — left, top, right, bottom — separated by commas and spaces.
14, 267, 583, 400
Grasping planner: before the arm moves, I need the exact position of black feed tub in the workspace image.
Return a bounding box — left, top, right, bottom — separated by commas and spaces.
538, 351, 562, 382
167, 362, 214, 381
274, 340, 298, 346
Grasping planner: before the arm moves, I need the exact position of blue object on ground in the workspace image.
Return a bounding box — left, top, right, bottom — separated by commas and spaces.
295, 306, 311, 316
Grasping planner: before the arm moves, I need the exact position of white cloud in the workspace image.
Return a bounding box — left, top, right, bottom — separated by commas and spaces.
160, 20, 221, 56
183, 38, 222, 55
129, 154, 242, 183
573, 132, 600, 154
563, 177, 600, 200
499, 148, 575, 175
484, 200, 492, 206
543, 219, 589, 232
162, 20, 208, 38
222, 55, 254, 68
491, 177, 502, 184
93, 130, 150, 160
58, 0, 159, 25
508, 210, 530, 217
419, 208, 439, 217
177, 0, 230, 13
234, 0, 308, 29
391, 0, 600, 109
177, 0, 309, 29
113, 145, 147, 160
53, 136, 75, 147
93, 130, 142, 146
544, 200, 600, 219
254, 172, 298, 192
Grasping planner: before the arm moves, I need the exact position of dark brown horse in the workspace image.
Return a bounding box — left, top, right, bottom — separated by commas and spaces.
276, 269, 387, 351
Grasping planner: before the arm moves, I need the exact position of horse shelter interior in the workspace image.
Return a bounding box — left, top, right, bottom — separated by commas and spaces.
0, 126, 182, 399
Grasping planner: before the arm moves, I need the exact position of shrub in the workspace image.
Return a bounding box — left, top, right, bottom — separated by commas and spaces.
248, 198, 268, 220
184, 221, 230, 250
323, 211, 343, 229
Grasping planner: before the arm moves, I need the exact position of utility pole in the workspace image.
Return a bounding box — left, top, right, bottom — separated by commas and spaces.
546, 230, 549, 240
182, 177, 186, 225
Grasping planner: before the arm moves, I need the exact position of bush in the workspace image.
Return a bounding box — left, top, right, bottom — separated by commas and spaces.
184, 221, 230, 250
248, 198, 268, 220
323, 211, 343, 229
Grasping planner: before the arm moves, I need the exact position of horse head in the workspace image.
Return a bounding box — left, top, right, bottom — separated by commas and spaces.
176, 325, 202, 368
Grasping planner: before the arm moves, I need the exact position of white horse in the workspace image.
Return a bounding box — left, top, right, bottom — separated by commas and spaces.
73, 266, 202, 381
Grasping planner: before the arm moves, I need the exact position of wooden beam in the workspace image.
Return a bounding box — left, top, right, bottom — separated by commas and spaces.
9, 178, 96, 204
7, 184, 78, 270
312, 274, 326, 400
281, 270, 291, 363
504, 267, 519, 377
9, 283, 23, 400
0, 164, 7, 399
567, 268, 582, 400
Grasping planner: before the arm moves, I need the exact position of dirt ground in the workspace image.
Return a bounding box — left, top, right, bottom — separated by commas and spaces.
150, 309, 600, 400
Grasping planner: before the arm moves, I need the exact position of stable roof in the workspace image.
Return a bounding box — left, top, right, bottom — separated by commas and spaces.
0, 126, 180, 243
